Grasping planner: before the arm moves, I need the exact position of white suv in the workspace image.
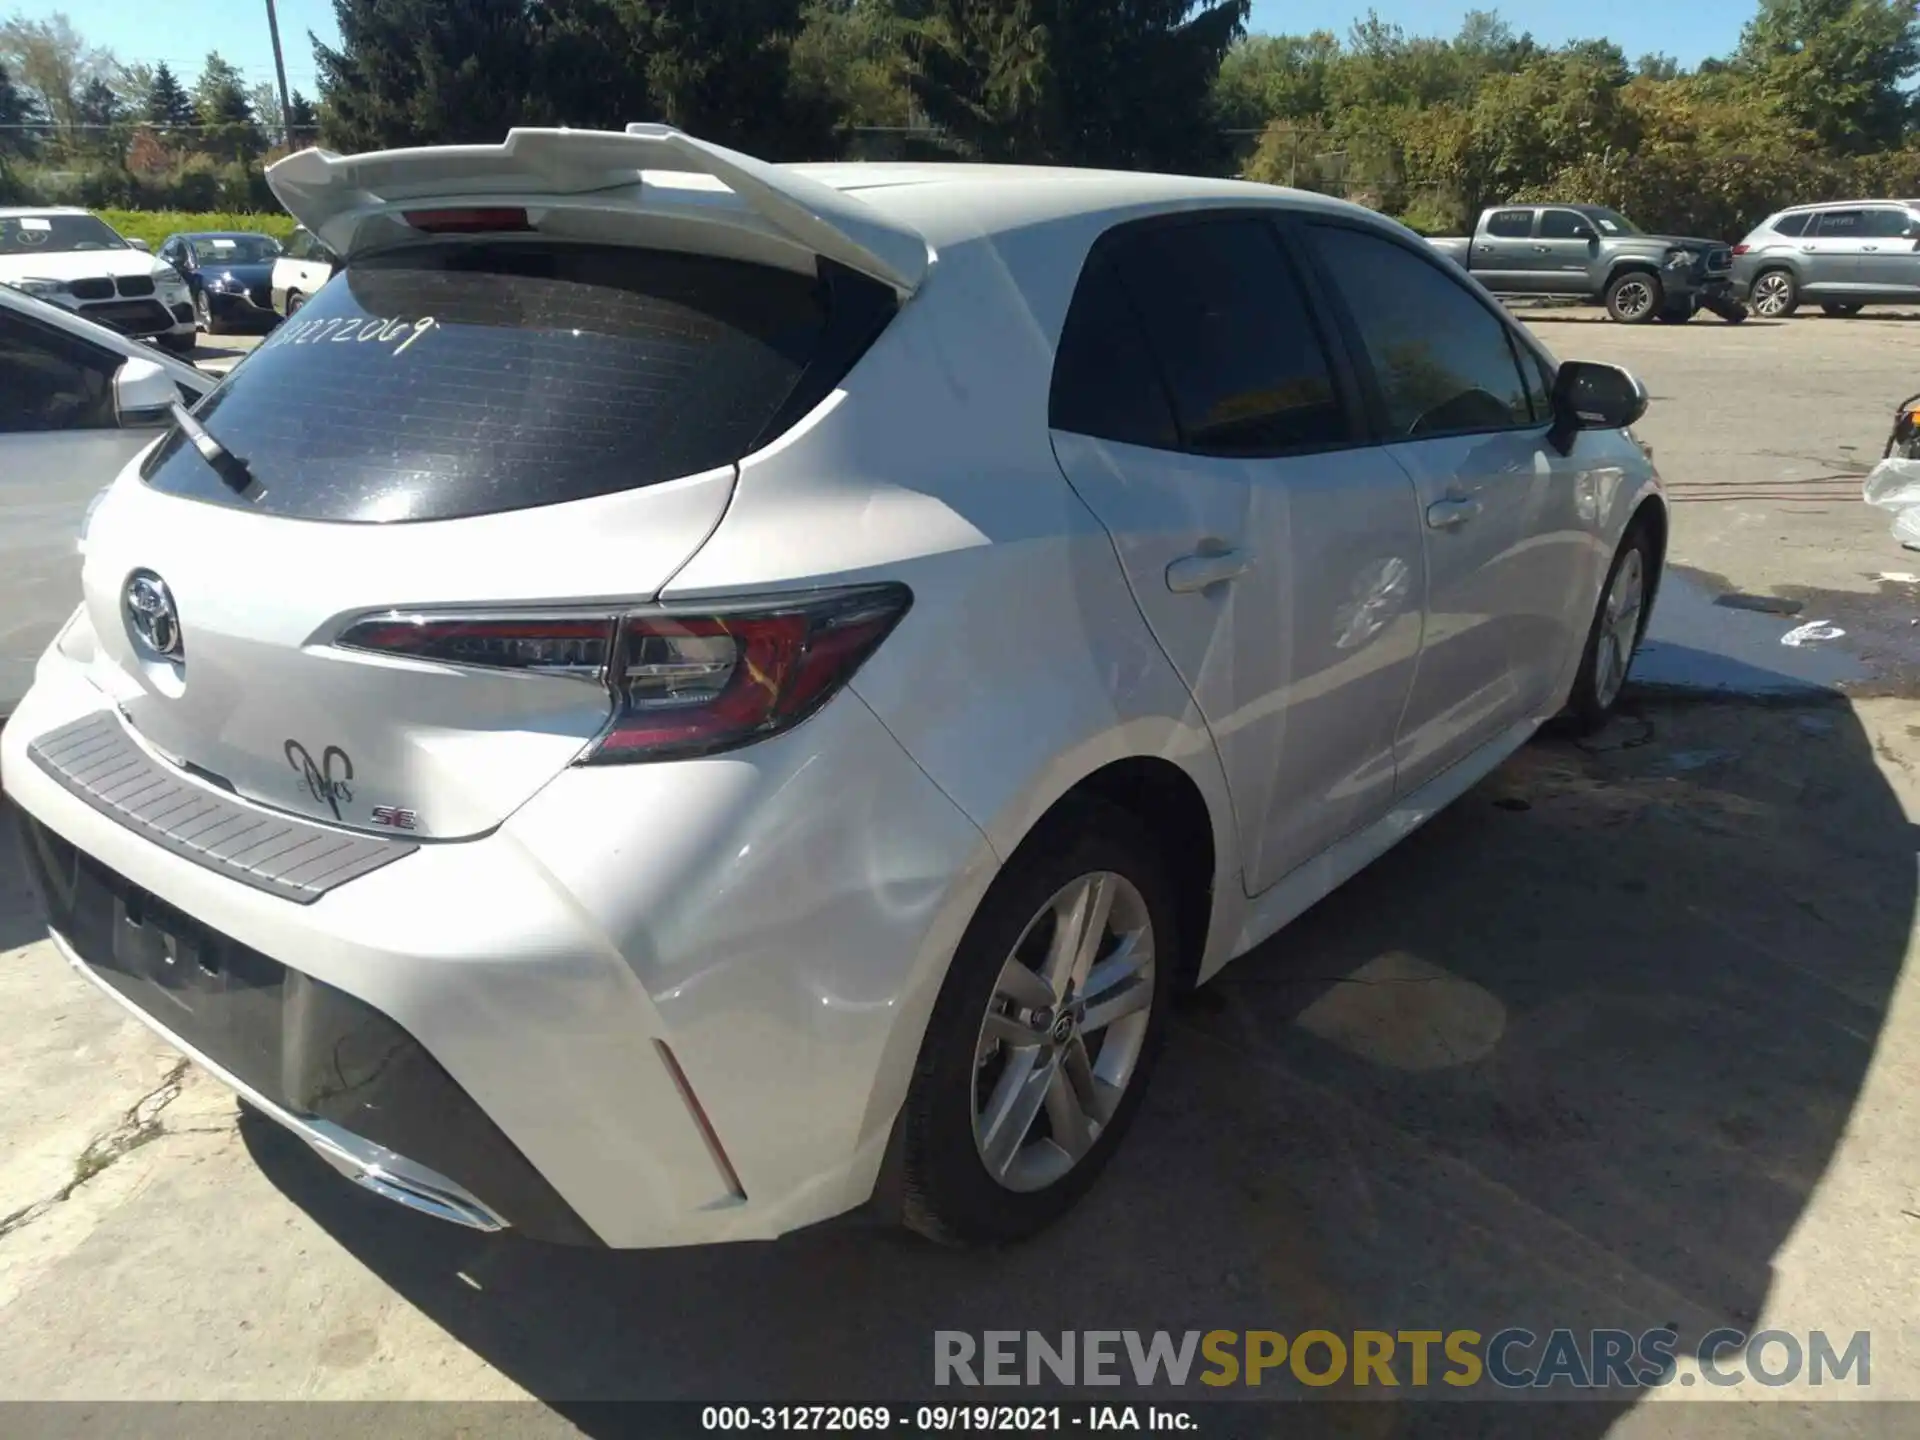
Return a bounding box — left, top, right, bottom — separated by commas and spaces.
2, 127, 1664, 1250
0, 208, 198, 354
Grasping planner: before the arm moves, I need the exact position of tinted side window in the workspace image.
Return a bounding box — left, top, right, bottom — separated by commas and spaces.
1861, 208, 1914, 238
1308, 224, 1535, 438
1050, 252, 1179, 449
0, 311, 118, 433
1773, 212, 1810, 238
1538, 210, 1592, 240
1486, 210, 1533, 238
1815, 210, 1864, 237
1105, 218, 1348, 457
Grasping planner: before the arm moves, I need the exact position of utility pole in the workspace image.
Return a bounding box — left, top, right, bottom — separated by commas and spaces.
264, 0, 295, 147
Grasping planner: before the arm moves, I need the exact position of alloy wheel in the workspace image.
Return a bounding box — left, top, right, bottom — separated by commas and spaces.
1594, 547, 1645, 710
971, 871, 1155, 1194
1612, 279, 1655, 321
1752, 273, 1793, 318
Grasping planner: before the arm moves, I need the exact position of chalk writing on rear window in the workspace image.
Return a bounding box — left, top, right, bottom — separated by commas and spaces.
276, 315, 437, 355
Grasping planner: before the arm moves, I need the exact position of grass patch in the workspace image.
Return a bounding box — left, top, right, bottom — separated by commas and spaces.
95, 209, 297, 250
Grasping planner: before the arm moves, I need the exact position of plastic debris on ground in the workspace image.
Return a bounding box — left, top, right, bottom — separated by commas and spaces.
1863, 457, 1920, 548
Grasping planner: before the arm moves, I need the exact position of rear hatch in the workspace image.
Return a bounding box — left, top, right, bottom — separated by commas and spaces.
76, 133, 920, 839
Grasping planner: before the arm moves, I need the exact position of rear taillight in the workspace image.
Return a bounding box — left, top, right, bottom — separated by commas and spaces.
337, 585, 911, 763
1731, 244, 1750, 255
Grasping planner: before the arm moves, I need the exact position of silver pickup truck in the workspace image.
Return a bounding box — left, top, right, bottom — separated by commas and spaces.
1428, 204, 1744, 324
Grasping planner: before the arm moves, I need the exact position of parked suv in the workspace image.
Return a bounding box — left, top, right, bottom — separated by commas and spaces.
3, 127, 1665, 1251
1732, 201, 1920, 317
0, 207, 198, 354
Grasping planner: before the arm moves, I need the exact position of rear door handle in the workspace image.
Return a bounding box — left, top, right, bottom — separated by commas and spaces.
1426, 497, 1482, 531
1166, 549, 1253, 593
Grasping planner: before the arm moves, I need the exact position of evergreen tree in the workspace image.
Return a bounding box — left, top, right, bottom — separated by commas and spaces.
904, 0, 1249, 171
315, 0, 563, 151
287, 88, 318, 141
144, 61, 195, 133
193, 51, 263, 160
0, 61, 46, 167
72, 73, 123, 159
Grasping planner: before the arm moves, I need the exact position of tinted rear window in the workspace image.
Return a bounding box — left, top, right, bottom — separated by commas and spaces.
141, 242, 864, 522
1049, 251, 1179, 450
1772, 212, 1810, 237
1105, 218, 1350, 456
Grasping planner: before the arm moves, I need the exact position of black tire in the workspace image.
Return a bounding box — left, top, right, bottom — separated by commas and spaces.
156, 332, 196, 358
1821, 302, 1864, 318
1605, 270, 1663, 324
1655, 304, 1694, 324
286, 290, 305, 316
1750, 268, 1799, 318
1564, 523, 1656, 734
1716, 302, 1749, 324
195, 290, 228, 336
898, 798, 1180, 1247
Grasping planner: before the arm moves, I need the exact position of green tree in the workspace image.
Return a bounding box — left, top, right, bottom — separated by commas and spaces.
72, 72, 122, 159
316, 0, 563, 151
287, 88, 319, 142
625, 0, 838, 158
193, 51, 262, 160
144, 60, 195, 133
1212, 32, 1340, 130
0, 59, 45, 174
1736, 0, 1920, 151
904, 0, 1249, 170
791, 0, 919, 131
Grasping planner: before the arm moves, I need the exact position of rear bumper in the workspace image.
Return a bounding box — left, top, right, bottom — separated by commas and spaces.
2, 650, 995, 1248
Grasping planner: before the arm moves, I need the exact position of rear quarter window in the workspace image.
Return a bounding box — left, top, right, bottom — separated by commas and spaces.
141, 242, 891, 522
1772, 212, 1811, 238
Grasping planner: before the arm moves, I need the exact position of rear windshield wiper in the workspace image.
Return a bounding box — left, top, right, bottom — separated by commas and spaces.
169, 401, 256, 494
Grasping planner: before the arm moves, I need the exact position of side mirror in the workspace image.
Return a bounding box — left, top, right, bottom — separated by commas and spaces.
1572, 225, 1597, 242
114, 356, 179, 428
127, 237, 151, 253
1548, 360, 1648, 455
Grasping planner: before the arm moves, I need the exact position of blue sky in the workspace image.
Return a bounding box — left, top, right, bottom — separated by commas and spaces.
38, 0, 1756, 102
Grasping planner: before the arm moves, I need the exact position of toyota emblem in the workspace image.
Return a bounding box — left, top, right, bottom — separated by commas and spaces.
124, 571, 184, 660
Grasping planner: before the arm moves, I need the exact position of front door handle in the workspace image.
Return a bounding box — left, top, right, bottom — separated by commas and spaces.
1426, 497, 1482, 531
1532, 245, 1549, 253
1166, 549, 1253, 594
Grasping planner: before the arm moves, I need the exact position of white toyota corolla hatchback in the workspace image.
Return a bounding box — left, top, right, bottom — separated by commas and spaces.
3, 127, 1663, 1250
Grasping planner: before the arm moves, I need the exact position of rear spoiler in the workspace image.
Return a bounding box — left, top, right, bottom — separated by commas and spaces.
265, 125, 930, 296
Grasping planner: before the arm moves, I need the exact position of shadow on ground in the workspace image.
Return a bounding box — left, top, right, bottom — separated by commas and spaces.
242, 691, 1913, 1432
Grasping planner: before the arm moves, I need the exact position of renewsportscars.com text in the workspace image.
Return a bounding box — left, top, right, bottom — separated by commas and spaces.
933, 1328, 1870, 1390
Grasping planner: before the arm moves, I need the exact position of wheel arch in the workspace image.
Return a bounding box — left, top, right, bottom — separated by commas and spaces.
1013, 755, 1221, 993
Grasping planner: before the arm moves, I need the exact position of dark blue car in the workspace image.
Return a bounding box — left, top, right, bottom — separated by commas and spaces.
156, 231, 285, 335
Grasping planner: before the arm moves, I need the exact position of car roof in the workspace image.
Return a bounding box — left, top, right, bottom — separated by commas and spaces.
781, 161, 1385, 247
175, 230, 275, 239
0, 205, 91, 217
1778, 199, 1915, 213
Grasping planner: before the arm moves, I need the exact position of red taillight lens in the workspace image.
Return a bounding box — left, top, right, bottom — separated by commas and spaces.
336, 585, 912, 763
1731, 244, 1750, 255
400, 207, 535, 234
594, 586, 912, 762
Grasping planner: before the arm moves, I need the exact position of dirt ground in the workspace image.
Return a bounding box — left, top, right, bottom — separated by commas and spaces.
4, 309, 1920, 1433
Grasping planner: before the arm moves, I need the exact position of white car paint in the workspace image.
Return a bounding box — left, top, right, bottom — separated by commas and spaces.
0, 284, 210, 715
0, 129, 1664, 1248
0, 206, 197, 349
267, 226, 337, 315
